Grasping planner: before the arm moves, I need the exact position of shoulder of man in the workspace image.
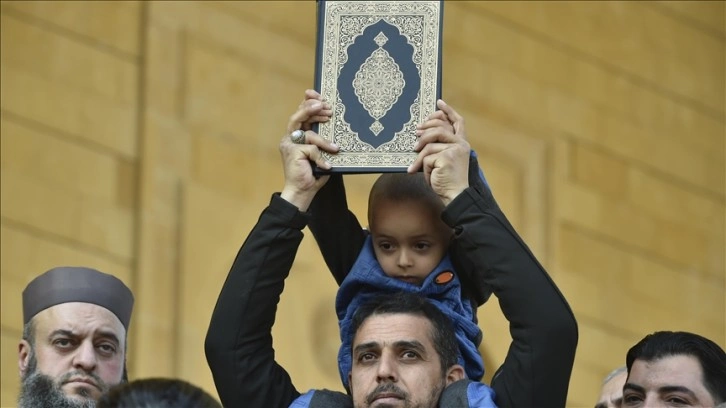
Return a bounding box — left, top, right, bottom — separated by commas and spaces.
289, 389, 352, 408
439, 380, 497, 408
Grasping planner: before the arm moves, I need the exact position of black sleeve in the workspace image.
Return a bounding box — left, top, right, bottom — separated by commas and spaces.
205, 194, 308, 408
443, 188, 578, 408
308, 173, 366, 285
450, 152, 496, 307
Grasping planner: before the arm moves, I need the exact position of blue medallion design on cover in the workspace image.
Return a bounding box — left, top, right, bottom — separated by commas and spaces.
338, 20, 419, 149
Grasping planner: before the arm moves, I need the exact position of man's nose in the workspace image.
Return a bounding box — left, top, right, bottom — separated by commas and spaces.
376, 353, 398, 382
72, 341, 98, 372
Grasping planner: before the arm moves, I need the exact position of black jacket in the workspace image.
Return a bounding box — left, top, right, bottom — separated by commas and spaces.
205, 184, 578, 407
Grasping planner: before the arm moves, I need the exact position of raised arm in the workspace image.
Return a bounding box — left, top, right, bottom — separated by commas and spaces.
412, 100, 578, 407
308, 174, 366, 285
444, 186, 578, 407
205, 98, 339, 408
205, 194, 308, 407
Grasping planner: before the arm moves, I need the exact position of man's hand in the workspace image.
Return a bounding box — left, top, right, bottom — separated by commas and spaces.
408, 99, 470, 206
279, 91, 338, 211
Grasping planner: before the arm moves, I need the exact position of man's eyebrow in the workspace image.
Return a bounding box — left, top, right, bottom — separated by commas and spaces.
353, 341, 379, 355
48, 329, 76, 339
48, 329, 120, 346
393, 340, 425, 352
95, 330, 121, 346
658, 386, 696, 399
353, 340, 426, 355
623, 383, 645, 393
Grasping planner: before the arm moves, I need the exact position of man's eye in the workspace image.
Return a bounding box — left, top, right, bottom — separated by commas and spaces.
358, 353, 377, 363
97, 344, 117, 355
53, 338, 74, 348
622, 394, 643, 406
414, 242, 431, 250
665, 397, 689, 406
401, 350, 420, 360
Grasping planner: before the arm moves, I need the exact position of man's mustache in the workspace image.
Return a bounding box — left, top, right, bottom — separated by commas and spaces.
59, 370, 108, 393
366, 382, 408, 405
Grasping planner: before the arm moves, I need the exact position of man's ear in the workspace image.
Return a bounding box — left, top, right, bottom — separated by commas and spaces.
18, 339, 31, 377
445, 364, 465, 385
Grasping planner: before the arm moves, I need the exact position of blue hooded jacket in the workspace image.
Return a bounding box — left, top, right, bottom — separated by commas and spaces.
335, 236, 485, 390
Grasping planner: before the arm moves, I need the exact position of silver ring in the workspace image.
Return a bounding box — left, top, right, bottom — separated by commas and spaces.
290, 129, 306, 144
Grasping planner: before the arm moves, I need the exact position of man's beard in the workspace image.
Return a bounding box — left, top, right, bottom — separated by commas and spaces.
359, 379, 445, 408
18, 353, 110, 408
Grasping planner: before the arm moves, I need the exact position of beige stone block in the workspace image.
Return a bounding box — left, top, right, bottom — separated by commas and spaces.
143, 111, 191, 177
0, 13, 137, 105
594, 192, 718, 276
0, 223, 132, 285
206, 1, 316, 47
445, 2, 725, 162
630, 256, 724, 342
654, 1, 725, 35
572, 142, 629, 197
1, 66, 137, 159
192, 3, 315, 77
1, 169, 79, 238
445, 53, 724, 197
628, 167, 725, 233
116, 158, 137, 211
147, 1, 201, 31
1, 169, 135, 260
131, 222, 179, 378
0, 276, 25, 333
77, 196, 135, 261
145, 24, 183, 118
557, 225, 723, 338
559, 182, 604, 231
183, 37, 258, 136
182, 34, 310, 147
191, 131, 284, 203
470, 2, 724, 114
1, 330, 21, 407
2, 0, 141, 56
562, 98, 722, 196
153, 1, 314, 80
1, 118, 119, 202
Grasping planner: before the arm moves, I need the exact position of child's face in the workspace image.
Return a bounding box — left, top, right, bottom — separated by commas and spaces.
369, 198, 451, 285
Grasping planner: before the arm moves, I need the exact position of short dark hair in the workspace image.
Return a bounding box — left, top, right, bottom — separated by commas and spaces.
350, 292, 459, 374
626, 331, 726, 403
367, 173, 445, 226
97, 378, 221, 408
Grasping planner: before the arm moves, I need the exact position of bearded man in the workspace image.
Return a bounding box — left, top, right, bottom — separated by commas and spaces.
18, 266, 134, 408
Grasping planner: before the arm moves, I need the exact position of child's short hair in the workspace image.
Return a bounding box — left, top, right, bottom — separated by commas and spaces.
367, 173, 445, 226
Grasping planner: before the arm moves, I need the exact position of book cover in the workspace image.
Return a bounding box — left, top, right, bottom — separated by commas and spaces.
314, 0, 443, 173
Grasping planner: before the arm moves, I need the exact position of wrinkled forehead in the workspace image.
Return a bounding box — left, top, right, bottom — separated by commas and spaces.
33, 302, 126, 343
354, 313, 434, 348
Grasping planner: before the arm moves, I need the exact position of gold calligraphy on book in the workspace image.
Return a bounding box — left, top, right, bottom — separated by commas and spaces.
317, 1, 441, 171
